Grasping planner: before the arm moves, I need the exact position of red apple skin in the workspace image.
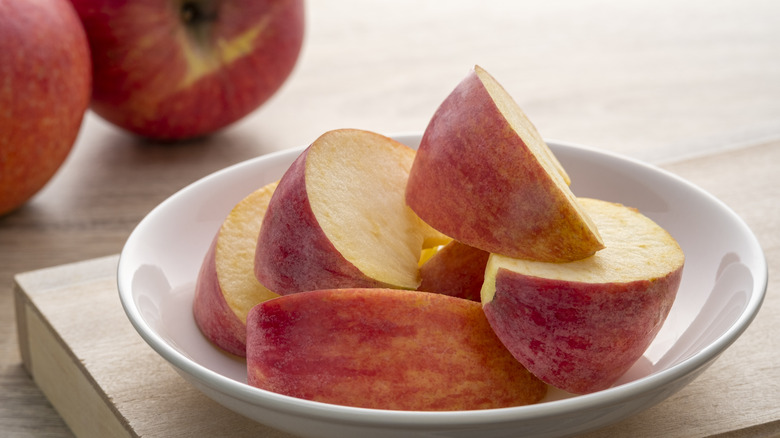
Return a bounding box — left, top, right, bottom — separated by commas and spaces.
246, 288, 547, 410
70, 0, 304, 140
254, 148, 390, 294
406, 66, 603, 262
193, 237, 246, 356
0, 0, 91, 215
483, 267, 682, 394
417, 241, 489, 302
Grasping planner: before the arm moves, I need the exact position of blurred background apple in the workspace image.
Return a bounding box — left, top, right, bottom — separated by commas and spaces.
0, 0, 91, 216
70, 0, 305, 141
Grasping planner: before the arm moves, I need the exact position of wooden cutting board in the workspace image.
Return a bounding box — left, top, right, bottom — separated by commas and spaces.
14, 141, 780, 437
13, 252, 779, 438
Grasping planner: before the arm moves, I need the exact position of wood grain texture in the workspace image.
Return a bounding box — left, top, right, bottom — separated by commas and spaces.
2, 0, 779, 436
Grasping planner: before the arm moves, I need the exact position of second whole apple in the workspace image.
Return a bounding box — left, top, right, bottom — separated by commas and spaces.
70, 0, 305, 140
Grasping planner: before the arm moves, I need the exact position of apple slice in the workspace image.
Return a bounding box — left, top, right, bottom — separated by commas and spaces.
417, 240, 490, 302
481, 198, 685, 394
246, 288, 547, 410
406, 65, 604, 262
255, 129, 434, 295
193, 181, 279, 356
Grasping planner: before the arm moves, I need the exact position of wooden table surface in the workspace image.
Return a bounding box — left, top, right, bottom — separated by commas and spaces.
2, 1, 778, 436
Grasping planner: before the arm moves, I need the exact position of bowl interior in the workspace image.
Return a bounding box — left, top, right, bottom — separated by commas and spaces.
117, 135, 766, 429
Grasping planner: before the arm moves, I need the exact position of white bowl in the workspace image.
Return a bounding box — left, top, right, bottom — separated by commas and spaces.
117, 135, 767, 438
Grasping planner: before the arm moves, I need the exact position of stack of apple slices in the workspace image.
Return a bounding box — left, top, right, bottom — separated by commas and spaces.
193, 65, 685, 410
408, 66, 684, 395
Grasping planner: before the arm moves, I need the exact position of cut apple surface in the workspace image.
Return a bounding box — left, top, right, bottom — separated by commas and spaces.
246, 288, 547, 410
255, 129, 434, 295
406, 65, 604, 262
418, 240, 490, 302
193, 181, 279, 356
482, 198, 685, 394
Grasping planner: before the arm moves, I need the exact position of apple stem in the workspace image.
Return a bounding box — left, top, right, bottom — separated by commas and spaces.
181, 1, 217, 25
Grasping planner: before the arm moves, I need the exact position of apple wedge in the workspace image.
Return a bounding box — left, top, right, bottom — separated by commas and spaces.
481, 198, 684, 394
255, 129, 435, 295
246, 288, 547, 410
406, 65, 604, 262
193, 181, 279, 356
418, 240, 490, 302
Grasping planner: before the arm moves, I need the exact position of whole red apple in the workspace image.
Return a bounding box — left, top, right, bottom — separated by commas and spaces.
0, 0, 91, 216
70, 0, 305, 140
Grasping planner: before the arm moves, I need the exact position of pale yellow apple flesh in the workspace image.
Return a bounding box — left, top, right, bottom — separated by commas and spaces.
255, 129, 434, 294
215, 182, 280, 322
306, 131, 423, 287
482, 198, 684, 394
246, 288, 547, 410
193, 181, 279, 356
482, 199, 683, 290
406, 65, 604, 262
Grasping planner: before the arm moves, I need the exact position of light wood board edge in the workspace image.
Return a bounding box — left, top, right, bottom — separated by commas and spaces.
14, 255, 134, 438
13, 255, 292, 438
